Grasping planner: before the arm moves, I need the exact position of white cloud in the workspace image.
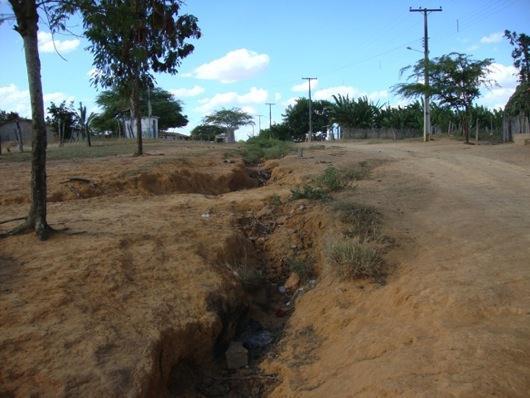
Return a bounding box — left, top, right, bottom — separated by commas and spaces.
195, 87, 268, 114
38, 31, 80, 54
282, 97, 298, 108
314, 85, 388, 102
0, 84, 74, 118
480, 32, 504, 44
291, 80, 319, 92
190, 49, 270, 83
477, 62, 518, 109
170, 86, 205, 97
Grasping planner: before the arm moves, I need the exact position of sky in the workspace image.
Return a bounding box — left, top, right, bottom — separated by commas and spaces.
1, 0, 529, 140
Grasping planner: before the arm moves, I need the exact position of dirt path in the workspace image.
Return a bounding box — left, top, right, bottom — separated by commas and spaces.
266, 140, 530, 396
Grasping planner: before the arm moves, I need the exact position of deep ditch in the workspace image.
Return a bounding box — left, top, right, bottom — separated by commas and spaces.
165, 166, 325, 397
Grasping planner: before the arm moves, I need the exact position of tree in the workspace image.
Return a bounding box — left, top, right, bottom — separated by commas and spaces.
82, 0, 200, 155
203, 108, 254, 143
0, 110, 20, 123
282, 98, 332, 141
4, 0, 75, 239
94, 86, 188, 134
190, 124, 224, 141
77, 102, 96, 147
329, 95, 381, 129
46, 101, 78, 146
504, 30, 529, 83
395, 53, 494, 143
258, 123, 291, 141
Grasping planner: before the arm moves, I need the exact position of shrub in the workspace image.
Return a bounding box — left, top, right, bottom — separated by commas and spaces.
341, 161, 371, 181
267, 194, 282, 207
332, 201, 382, 241
314, 166, 345, 192
241, 137, 292, 163
328, 240, 385, 281
290, 185, 329, 201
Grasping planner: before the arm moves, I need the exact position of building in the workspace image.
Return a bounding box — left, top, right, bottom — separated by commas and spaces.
0, 118, 32, 144
123, 116, 159, 139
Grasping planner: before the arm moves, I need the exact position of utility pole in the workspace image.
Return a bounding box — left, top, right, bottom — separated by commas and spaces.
409, 6, 442, 142
256, 114, 263, 134
302, 77, 317, 142
265, 103, 275, 129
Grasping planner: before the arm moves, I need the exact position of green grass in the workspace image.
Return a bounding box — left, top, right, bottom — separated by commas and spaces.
290, 185, 330, 201
328, 239, 386, 281
241, 137, 292, 164
313, 166, 345, 192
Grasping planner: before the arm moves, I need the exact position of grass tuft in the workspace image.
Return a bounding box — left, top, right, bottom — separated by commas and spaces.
328, 239, 386, 281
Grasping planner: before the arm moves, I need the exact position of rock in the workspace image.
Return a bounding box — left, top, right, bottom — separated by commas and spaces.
225, 342, 248, 369
278, 286, 287, 294
284, 272, 300, 292
243, 330, 273, 350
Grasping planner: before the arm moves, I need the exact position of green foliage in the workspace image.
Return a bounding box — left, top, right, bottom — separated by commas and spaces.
377, 102, 422, 130
504, 30, 530, 83
46, 101, 78, 140
282, 98, 332, 141
328, 239, 385, 281
93, 87, 188, 133
290, 185, 329, 201
0, 110, 20, 123
203, 108, 254, 130
505, 81, 530, 116
329, 95, 381, 129
258, 123, 292, 140
241, 136, 291, 163
267, 194, 282, 207
314, 166, 345, 192
190, 124, 225, 141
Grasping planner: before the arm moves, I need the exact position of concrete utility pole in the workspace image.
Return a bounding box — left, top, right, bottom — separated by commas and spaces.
302, 77, 317, 142
256, 114, 263, 134
409, 6, 442, 142
265, 103, 275, 129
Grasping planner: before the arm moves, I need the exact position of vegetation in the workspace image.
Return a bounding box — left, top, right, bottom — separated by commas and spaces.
46, 101, 78, 145
93, 87, 188, 135
241, 136, 291, 163
190, 124, 225, 141
287, 258, 314, 282
290, 185, 330, 201
81, 0, 200, 155
333, 201, 382, 242
395, 52, 495, 143
328, 239, 386, 281
504, 31, 529, 117
203, 108, 254, 142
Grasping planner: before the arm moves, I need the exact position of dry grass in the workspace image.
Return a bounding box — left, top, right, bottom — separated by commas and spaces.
328, 239, 386, 281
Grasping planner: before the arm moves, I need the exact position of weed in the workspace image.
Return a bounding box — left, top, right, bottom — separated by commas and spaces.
267, 194, 282, 207
328, 239, 385, 281
341, 161, 371, 181
290, 185, 329, 201
313, 166, 345, 192
241, 137, 292, 164
287, 258, 314, 281
332, 201, 382, 241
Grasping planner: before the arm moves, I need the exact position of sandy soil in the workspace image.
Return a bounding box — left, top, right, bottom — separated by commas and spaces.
1, 139, 529, 397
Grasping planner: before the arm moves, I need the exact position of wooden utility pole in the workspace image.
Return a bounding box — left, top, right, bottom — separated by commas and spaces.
256, 114, 263, 135
302, 77, 317, 142
410, 6, 442, 142
265, 103, 275, 129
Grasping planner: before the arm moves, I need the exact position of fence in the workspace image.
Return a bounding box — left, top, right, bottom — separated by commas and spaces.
340, 127, 421, 140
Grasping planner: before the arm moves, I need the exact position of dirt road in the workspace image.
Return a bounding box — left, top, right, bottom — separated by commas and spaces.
267, 140, 530, 397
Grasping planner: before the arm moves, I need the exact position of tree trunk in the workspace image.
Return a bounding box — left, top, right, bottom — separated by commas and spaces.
86, 125, 92, 147
463, 110, 470, 144
10, 0, 50, 239
15, 120, 24, 152
130, 80, 143, 155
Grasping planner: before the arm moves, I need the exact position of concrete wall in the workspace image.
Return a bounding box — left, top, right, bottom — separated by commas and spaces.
123, 117, 159, 139
341, 126, 422, 140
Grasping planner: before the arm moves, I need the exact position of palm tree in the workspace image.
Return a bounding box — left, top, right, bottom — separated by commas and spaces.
78, 102, 96, 147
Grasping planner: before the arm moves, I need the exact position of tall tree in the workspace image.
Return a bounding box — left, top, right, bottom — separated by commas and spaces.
82, 0, 200, 155
329, 95, 381, 129
190, 124, 225, 141
504, 30, 530, 118
282, 98, 332, 141
94, 86, 188, 134
395, 52, 494, 143
203, 108, 254, 143
4, 0, 74, 239
77, 102, 96, 147
46, 100, 78, 145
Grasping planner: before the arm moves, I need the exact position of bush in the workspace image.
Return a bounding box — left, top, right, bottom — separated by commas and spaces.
290, 185, 329, 201
241, 137, 291, 163
314, 166, 345, 192
328, 240, 385, 281
341, 161, 371, 181
332, 201, 382, 241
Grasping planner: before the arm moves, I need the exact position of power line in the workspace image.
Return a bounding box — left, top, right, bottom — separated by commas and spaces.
302, 77, 317, 142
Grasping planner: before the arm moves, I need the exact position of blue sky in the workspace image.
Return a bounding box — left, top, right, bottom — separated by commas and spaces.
1, 0, 529, 139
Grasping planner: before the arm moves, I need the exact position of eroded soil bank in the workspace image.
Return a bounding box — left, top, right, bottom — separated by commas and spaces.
2, 140, 530, 397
